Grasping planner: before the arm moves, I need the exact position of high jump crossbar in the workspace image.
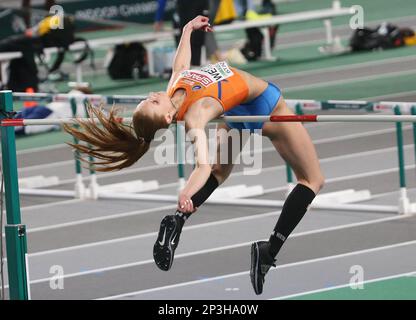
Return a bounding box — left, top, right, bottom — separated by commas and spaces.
3, 115, 416, 127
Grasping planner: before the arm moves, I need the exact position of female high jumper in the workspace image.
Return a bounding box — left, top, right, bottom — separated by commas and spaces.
65, 15, 325, 295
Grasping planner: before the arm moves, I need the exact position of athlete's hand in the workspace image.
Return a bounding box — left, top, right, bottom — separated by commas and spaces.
186, 15, 213, 33
178, 193, 196, 213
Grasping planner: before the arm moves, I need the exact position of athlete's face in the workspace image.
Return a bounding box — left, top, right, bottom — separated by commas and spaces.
136, 91, 174, 125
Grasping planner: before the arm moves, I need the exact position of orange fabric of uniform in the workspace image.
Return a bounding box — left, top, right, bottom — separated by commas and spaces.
168, 62, 249, 121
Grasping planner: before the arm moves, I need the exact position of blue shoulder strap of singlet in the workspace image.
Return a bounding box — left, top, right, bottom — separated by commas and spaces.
217, 81, 222, 100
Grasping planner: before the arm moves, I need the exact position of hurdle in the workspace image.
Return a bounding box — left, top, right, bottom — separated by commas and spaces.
69, 98, 87, 199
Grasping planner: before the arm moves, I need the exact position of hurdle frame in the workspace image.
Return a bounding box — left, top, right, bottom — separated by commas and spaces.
82, 98, 99, 199
0, 91, 29, 300
69, 98, 87, 199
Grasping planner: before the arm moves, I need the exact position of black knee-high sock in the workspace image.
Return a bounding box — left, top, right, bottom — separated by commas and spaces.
268, 184, 316, 258
175, 173, 219, 227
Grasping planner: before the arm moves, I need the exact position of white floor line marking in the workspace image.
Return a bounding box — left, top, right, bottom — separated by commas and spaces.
319, 164, 416, 185
272, 271, 416, 300
21, 199, 83, 212
57, 162, 177, 185
264, 55, 416, 82
234, 143, 414, 177
285, 69, 416, 93
16, 144, 68, 155
19, 160, 75, 173
26, 214, 411, 283
97, 240, 416, 300
360, 90, 416, 101
310, 126, 412, 145
27, 204, 177, 233
263, 164, 416, 195
369, 188, 416, 200
157, 182, 180, 190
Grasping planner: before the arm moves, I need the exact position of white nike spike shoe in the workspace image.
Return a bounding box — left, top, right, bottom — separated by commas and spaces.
153, 215, 183, 271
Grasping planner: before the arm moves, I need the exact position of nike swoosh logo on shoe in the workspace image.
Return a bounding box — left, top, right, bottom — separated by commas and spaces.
171, 233, 178, 246
158, 228, 167, 246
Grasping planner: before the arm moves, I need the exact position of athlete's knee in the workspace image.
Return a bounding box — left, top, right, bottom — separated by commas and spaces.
211, 165, 231, 185
312, 173, 325, 193
211, 168, 226, 185
315, 174, 325, 192
298, 174, 325, 195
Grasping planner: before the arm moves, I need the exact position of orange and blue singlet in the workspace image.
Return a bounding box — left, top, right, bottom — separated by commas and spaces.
168, 61, 282, 132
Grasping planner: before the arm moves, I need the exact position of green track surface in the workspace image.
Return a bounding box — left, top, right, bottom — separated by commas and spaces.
288, 275, 416, 300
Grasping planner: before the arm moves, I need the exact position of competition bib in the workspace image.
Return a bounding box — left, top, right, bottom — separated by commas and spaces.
180, 61, 234, 87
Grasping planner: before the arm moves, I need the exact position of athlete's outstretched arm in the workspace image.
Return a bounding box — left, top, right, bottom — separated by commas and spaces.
167, 15, 213, 89
177, 108, 212, 213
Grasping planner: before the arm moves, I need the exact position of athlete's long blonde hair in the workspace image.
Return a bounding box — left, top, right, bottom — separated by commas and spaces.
64, 104, 166, 172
